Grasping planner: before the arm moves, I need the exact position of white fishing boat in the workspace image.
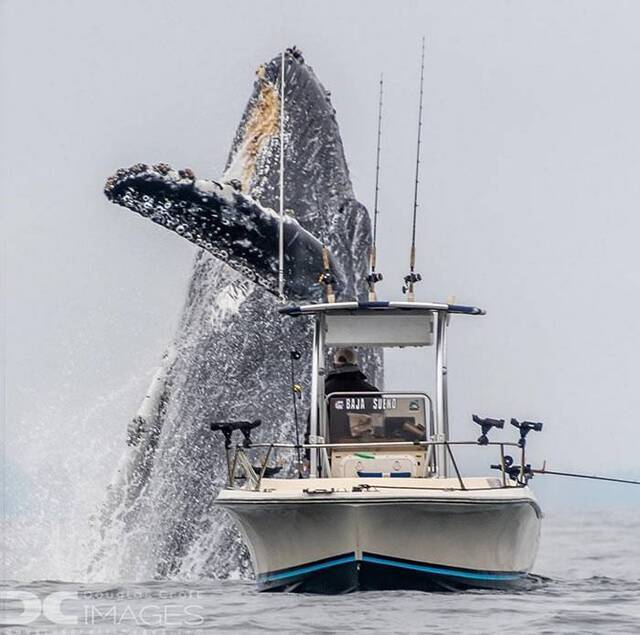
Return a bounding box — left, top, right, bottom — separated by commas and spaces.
101, 41, 639, 593
207, 44, 544, 593
213, 300, 544, 592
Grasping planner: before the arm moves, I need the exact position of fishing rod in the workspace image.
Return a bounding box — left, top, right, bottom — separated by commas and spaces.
532, 465, 640, 486
481, 417, 639, 487
316, 204, 336, 303
367, 74, 384, 302
289, 350, 304, 478
402, 37, 426, 302
320, 246, 336, 303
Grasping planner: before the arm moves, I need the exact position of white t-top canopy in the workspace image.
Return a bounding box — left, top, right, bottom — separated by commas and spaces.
278, 300, 485, 317
279, 300, 485, 348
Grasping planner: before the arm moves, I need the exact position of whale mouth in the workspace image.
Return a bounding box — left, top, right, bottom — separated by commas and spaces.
104, 162, 342, 301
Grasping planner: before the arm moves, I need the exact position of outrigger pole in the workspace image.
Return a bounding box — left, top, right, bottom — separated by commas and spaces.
278, 50, 286, 301
402, 37, 426, 302
367, 74, 384, 302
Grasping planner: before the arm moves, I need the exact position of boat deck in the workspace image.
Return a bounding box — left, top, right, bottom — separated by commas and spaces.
217, 476, 541, 513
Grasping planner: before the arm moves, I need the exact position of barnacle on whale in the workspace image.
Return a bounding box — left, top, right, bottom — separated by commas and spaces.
104, 163, 341, 301
240, 75, 281, 189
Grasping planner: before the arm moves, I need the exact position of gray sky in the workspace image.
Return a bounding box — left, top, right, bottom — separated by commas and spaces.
2, 0, 640, 517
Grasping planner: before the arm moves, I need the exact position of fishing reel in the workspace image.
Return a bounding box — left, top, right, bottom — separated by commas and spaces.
317, 241, 337, 303
366, 271, 383, 285
472, 414, 505, 445
490, 455, 535, 485
318, 271, 335, 285
209, 419, 262, 449
367, 271, 383, 301
510, 418, 543, 448
318, 269, 336, 302
318, 269, 336, 304
402, 271, 422, 295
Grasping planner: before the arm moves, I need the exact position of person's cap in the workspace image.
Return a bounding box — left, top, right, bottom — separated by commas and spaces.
333, 347, 356, 367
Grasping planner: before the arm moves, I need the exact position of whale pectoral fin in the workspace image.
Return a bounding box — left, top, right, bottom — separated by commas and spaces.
104, 163, 342, 301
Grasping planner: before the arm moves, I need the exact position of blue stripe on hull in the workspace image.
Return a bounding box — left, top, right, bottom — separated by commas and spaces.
259, 554, 357, 582
258, 552, 527, 591
361, 554, 526, 581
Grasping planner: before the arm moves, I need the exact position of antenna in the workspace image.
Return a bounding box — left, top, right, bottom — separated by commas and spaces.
402, 37, 426, 302
367, 74, 384, 302
277, 50, 286, 301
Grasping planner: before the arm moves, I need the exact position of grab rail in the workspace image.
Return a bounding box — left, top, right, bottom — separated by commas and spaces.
220, 439, 525, 492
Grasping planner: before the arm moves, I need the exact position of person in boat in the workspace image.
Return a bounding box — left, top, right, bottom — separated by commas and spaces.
324, 347, 379, 395
323, 348, 380, 444
305, 348, 380, 456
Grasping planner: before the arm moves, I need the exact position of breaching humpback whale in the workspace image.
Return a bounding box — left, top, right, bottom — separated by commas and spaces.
91, 48, 383, 580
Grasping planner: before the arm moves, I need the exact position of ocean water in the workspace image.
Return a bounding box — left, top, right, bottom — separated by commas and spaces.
2, 509, 639, 634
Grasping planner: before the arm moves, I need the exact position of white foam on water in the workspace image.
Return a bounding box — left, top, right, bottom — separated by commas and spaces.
3, 372, 153, 582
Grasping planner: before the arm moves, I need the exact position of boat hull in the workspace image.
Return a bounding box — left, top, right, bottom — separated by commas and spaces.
217, 479, 542, 593
256, 552, 532, 593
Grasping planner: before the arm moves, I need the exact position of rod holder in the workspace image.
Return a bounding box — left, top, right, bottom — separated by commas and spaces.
472, 414, 505, 445
210, 419, 262, 449
510, 418, 543, 449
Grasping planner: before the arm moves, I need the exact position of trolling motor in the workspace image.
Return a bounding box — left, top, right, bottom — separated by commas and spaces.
472, 414, 505, 445
209, 419, 262, 449
510, 418, 543, 448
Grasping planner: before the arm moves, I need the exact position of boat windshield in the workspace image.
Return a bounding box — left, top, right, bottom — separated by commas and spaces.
326, 393, 428, 444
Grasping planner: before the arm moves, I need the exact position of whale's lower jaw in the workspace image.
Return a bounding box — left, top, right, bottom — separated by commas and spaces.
105, 162, 342, 302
